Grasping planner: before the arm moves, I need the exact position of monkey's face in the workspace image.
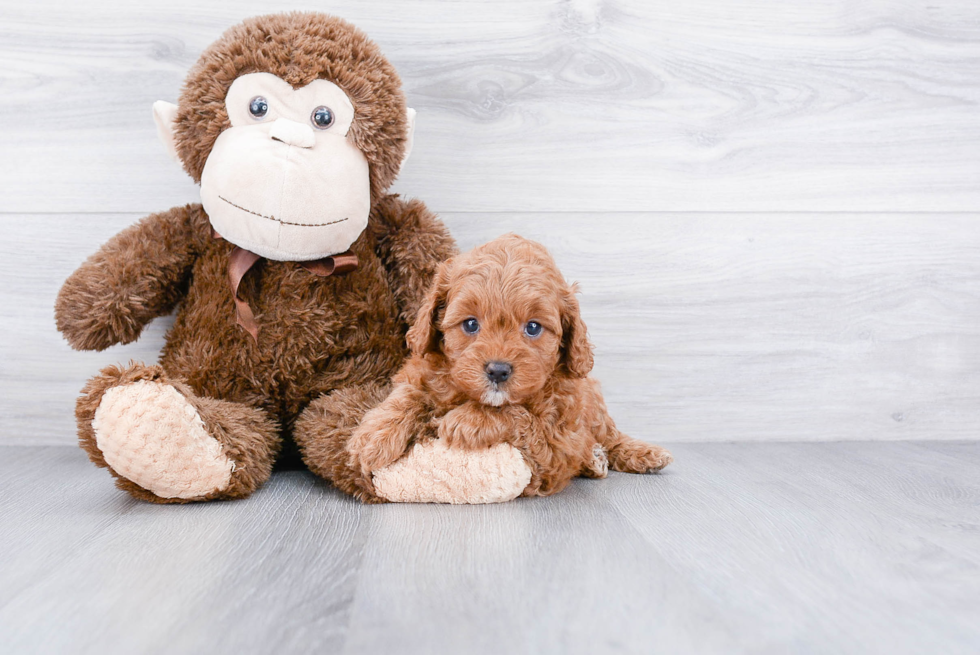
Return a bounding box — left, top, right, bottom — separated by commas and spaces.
199, 73, 371, 261
155, 14, 416, 259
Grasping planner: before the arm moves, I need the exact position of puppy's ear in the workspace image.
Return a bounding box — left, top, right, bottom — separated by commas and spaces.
406, 260, 452, 357
559, 284, 594, 378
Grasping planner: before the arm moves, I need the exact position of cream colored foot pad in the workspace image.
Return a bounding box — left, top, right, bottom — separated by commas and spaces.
93, 381, 234, 499
373, 440, 532, 504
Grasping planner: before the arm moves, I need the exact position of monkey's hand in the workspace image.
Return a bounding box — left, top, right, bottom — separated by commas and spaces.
55, 205, 203, 351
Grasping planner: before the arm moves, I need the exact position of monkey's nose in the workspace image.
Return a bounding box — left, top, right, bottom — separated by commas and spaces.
269, 118, 315, 148
485, 361, 513, 385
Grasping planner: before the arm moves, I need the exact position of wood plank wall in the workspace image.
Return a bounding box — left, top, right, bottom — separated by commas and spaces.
2, 0, 979, 444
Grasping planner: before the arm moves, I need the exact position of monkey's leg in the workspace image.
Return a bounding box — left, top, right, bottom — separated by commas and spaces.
369, 399, 531, 504
77, 362, 280, 503
293, 382, 391, 503
295, 385, 532, 504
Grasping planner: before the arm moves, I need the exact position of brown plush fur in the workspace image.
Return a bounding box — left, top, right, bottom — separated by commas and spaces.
54, 13, 456, 502
346, 235, 672, 502
293, 382, 391, 500
75, 362, 281, 503
174, 12, 409, 206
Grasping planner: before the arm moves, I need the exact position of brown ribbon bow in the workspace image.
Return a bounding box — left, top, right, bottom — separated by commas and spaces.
215, 230, 358, 341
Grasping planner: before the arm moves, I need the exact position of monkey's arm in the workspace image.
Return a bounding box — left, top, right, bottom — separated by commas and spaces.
371, 195, 458, 325
55, 204, 207, 351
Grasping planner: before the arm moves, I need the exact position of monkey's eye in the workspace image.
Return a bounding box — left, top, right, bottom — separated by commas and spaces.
248, 96, 269, 119
461, 318, 480, 335
524, 321, 543, 338
311, 106, 335, 129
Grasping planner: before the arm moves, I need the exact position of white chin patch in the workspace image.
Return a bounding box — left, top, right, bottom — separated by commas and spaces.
481, 388, 509, 407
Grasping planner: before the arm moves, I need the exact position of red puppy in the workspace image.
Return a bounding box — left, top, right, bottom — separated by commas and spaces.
347, 234, 672, 502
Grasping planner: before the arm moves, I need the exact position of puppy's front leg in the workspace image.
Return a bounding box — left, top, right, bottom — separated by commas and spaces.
437, 401, 516, 449
500, 409, 584, 497
439, 405, 586, 496
347, 383, 429, 482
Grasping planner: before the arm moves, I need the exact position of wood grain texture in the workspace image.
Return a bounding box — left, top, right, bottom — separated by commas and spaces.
0, 443, 977, 654
3, 212, 979, 445
3, 2, 978, 446
1, 0, 978, 213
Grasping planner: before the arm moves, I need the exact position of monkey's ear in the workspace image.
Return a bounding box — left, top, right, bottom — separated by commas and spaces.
152, 101, 180, 163
399, 107, 416, 175
406, 260, 451, 357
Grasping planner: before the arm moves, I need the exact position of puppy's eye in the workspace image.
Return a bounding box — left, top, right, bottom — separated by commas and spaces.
461, 318, 480, 335
248, 96, 269, 119
524, 321, 543, 338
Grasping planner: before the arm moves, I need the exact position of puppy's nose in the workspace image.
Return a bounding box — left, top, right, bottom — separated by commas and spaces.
485, 361, 513, 384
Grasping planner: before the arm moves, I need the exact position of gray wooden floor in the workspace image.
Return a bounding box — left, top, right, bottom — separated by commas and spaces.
1, 443, 977, 654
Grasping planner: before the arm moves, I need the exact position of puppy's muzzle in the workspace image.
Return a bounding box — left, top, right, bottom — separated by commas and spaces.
485, 361, 512, 385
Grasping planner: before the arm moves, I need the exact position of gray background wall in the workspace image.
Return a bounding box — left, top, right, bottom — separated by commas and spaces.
2, 0, 978, 444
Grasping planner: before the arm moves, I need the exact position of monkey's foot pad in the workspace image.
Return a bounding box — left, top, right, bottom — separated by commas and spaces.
373, 440, 532, 504
92, 380, 234, 500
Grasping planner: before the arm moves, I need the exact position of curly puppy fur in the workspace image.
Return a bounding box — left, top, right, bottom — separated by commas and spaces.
346, 234, 672, 502
54, 13, 456, 502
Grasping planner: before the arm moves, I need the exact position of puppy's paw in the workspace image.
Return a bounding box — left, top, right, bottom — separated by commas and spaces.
436, 403, 512, 449
609, 440, 673, 473
434, 406, 468, 445
582, 444, 609, 478
348, 417, 413, 479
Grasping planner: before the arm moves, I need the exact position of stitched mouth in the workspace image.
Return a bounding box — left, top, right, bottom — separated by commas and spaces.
218, 195, 349, 228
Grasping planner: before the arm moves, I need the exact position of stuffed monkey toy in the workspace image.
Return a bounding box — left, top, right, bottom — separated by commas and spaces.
53, 12, 477, 503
